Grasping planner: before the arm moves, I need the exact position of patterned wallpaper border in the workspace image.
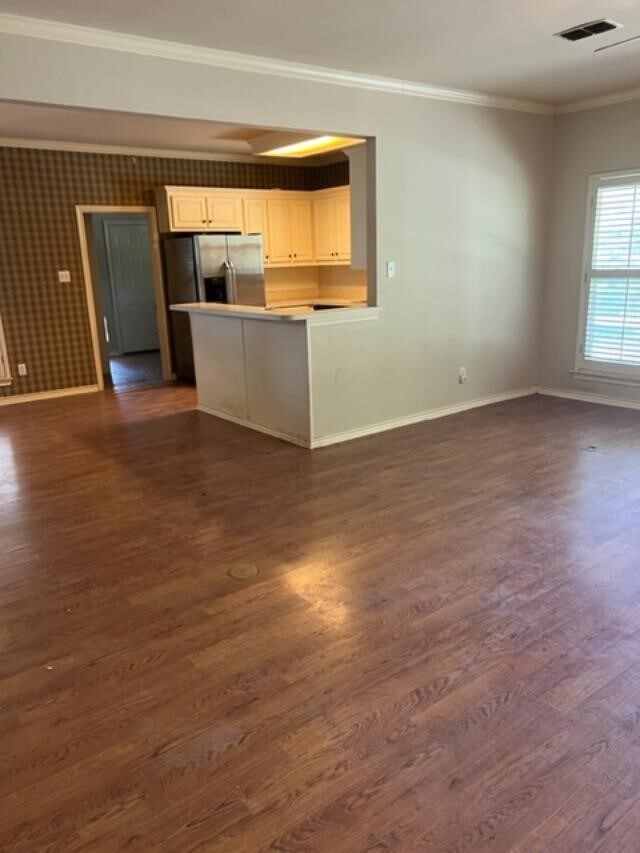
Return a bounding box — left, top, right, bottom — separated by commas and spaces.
0, 147, 348, 397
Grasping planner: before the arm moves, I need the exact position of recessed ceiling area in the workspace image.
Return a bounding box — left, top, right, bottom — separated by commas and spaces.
2, 1, 640, 105
0, 102, 272, 156
0, 102, 361, 161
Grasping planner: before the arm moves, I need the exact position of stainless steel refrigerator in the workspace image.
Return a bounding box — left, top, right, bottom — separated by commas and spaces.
163, 234, 265, 381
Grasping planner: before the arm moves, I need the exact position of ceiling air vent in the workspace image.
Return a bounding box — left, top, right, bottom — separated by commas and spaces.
555, 19, 622, 42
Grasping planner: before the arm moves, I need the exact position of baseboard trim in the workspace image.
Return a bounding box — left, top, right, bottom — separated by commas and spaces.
0, 384, 99, 406
310, 387, 537, 448
537, 386, 640, 411
197, 404, 311, 448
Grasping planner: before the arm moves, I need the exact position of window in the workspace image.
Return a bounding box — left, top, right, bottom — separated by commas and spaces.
578, 174, 640, 377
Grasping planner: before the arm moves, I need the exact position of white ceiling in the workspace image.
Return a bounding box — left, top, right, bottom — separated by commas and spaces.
0, 102, 276, 156
2, 1, 640, 105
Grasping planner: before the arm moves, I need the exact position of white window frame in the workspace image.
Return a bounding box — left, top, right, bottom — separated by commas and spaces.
574, 169, 640, 384
0, 314, 11, 387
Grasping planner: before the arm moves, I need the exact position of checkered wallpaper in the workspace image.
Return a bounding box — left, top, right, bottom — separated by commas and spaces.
0, 147, 348, 398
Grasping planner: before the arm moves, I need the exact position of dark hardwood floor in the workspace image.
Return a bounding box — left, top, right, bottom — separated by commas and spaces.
108, 351, 164, 390
2, 387, 640, 851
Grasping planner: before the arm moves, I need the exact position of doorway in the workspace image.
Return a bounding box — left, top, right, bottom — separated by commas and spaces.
76, 205, 172, 391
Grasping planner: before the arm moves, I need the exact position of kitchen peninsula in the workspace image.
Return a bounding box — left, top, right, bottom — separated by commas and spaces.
171, 301, 380, 447
161, 143, 376, 447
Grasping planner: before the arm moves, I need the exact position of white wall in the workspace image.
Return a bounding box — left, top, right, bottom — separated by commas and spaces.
542, 100, 640, 402
0, 32, 554, 432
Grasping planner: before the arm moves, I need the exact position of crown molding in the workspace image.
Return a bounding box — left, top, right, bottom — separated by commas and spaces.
0, 13, 554, 116
556, 86, 640, 115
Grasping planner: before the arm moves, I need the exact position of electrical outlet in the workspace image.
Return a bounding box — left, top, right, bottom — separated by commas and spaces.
18, 363, 27, 376
58, 270, 71, 283
458, 366, 467, 384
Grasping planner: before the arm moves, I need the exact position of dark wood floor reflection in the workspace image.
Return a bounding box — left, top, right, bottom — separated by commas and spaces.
2, 387, 640, 851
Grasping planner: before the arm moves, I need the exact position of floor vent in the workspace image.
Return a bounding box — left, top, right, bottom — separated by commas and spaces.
228, 564, 259, 580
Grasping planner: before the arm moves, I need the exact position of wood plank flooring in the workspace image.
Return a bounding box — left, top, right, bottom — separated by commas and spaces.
2, 387, 640, 851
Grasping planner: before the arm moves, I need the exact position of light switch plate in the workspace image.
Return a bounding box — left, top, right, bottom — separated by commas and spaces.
58, 270, 71, 283
386, 261, 396, 279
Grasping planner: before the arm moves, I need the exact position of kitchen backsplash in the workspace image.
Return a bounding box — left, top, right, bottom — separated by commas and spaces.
0, 146, 349, 398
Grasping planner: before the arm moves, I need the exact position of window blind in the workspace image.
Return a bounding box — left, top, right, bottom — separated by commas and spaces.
585, 182, 640, 367
0, 315, 11, 386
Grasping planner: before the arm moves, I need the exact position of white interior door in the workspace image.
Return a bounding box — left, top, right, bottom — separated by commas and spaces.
103, 219, 160, 354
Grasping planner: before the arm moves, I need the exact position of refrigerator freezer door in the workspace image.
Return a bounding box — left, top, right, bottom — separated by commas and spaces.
226, 235, 266, 306
194, 235, 229, 302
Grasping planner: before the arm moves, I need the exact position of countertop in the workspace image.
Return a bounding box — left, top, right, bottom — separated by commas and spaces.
170, 301, 381, 325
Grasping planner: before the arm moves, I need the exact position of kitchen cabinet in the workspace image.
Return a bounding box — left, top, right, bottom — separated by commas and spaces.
168, 193, 209, 231
205, 194, 244, 231
266, 198, 293, 265
335, 192, 351, 260
243, 197, 271, 265
313, 188, 351, 263
157, 185, 352, 268
266, 197, 314, 266
290, 199, 314, 263
313, 196, 336, 262
157, 187, 243, 233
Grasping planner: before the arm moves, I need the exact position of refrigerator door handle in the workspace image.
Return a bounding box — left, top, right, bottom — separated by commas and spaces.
224, 259, 236, 304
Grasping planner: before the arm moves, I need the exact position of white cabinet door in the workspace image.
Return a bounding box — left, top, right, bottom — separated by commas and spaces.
335, 192, 351, 261
313, 196, 336, 261
313, 189, 351, 264
267, 198, 293, 265
206, 194, 243, 231
170, 194, 209, 230
167, 191, 242, 231
290, 199, 314, 264
243, 198, 271, 265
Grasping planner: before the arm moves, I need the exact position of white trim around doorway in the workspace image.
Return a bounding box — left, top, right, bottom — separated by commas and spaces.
75, 205, 172, 390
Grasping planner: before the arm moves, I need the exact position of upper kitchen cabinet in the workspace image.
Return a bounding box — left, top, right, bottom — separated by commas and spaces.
206, 193, 244, 231
167, 193, 208, 231
156, 185, 352, 268
313, 187, 351, 264
266, 196, 314, 266
156, 187, 243, 233
243, 196, 271, 265
290, 199, 314, 264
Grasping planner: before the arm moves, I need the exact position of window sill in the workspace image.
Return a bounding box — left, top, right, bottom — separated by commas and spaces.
571, 369, 640, 388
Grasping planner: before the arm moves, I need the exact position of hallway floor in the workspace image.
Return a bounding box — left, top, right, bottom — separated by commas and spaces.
109, 351, 163, 389
2, 387, 640, 850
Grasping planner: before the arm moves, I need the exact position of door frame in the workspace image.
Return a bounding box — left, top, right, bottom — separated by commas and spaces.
76, 205, 172, 390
